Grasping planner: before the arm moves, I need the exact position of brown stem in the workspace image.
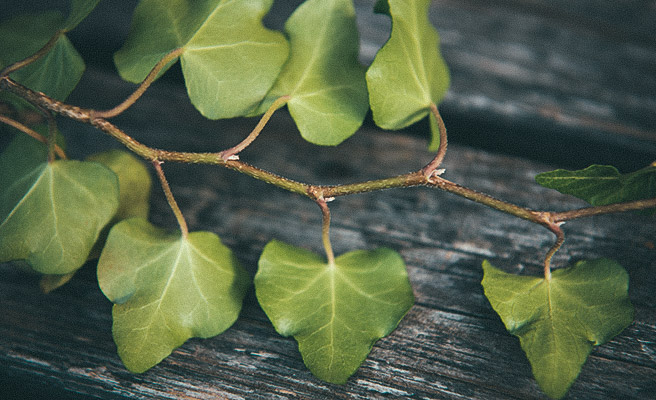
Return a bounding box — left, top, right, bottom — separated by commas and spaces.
422, 103, 448, 178
3, 75, 654, 245
543, 222, 565, 280
44, 110, 58, 162
551, 198, 656, 222
92, 48, 184, 119
0, 31, 62, 77
0, 114, 67, 159
219, 95, 290, 161
152, 160, 189, 238
317, 198, 335, 266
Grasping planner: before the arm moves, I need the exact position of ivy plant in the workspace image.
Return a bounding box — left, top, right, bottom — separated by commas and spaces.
0, 0, 654, 398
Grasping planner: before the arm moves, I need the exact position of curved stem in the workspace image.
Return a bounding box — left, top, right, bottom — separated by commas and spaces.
317, 198, 335, 266
152, 160, 189, 238
543, 222, 565, 281
551, 198, 656, 222
0, 114, 67, 159
3, 75, 654, 244
0, 31, 62, 77
422, 103, 448, 178
219, 95, 290, 161
92, 48, 184, 119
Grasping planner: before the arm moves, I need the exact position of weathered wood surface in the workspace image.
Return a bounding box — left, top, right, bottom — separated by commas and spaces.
1, 0, 656, 399
1, 67, 655, 399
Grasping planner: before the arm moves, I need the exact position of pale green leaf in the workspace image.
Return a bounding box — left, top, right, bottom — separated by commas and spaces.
85, 149, 152, 260
482, 259, 634, 399
114, 0, 289, 119
97, 218, 249, 373
87, 149, 151, 222
365, 0, 450, 150
0, 12, 85, 101
0, 137, 119, 274
255, 240, 414, 383
254, 0, 368, 145
535, 164, 656, 208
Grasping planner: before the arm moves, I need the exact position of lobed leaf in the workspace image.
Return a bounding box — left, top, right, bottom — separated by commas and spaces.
97, 218, 249, 373
0, 8, 89, 102
254, 0, 368, 146
535, 164, 656, 208
255, 240, 414, 383
87, 149, 152, 222
366, 0, 450, 150
114, 0, 289, 119
0, 136, 119, 274
482, 259, 634, 399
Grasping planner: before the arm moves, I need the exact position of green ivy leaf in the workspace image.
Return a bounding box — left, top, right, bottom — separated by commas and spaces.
97, 218, 249, 373
482, 259, 634, 399
254, 0, 368, 146
0, 11, 85, 101
114, 0, 289, 119
255, 240, 414, 384
87, 149, 151, 222
366, 0, 450, 150
62, 0, 101, 32
0, 137, 119, 274
535, 164, 656, 208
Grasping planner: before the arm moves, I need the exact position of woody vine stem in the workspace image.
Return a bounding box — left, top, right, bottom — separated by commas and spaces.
1, 45, 655, 280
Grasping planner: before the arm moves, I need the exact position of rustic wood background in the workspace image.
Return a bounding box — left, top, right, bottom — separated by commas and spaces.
1, 0, 655, 399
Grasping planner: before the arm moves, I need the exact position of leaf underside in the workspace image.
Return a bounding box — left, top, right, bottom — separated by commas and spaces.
482, 259, 634, 399
255, 240, 414, 384
97, 218, 249, 373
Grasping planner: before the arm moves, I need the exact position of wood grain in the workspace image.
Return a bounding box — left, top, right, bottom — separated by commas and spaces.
1, 0, 655, 398
1, 69, 655, 399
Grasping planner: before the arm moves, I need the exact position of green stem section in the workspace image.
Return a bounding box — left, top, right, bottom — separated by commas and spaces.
317, 199, 335, 266
152, 160, 189, 238
219, 95, 290, 161
421, 103, 448, 177
0, 114, 67, 159
0, 30, 62, 77
2, 75, 654, 261
92, 48, 185, 119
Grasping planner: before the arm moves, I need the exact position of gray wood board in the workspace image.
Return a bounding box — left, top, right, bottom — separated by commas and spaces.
1, 70, 655, 399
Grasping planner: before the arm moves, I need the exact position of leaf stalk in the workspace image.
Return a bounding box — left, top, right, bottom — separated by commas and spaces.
152, 160, 189, 238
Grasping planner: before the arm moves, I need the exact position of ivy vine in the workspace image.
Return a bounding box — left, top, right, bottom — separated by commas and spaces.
1, 1, 654, 398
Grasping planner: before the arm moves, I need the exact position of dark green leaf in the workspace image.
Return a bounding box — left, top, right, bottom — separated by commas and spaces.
114, 0, 289, 119
0, 136, 119, 274
63, 0, 101, 31
365, 0, 450, 149
535, 164, 656, 208
255, 240, 414, 383
254, 0, 368, 145
97, 218, 249, 373
482, 259, 634, 399
0, 12, 85, 101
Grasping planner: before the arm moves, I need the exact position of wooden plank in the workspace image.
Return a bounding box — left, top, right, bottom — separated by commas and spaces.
1, 69, 655, 399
